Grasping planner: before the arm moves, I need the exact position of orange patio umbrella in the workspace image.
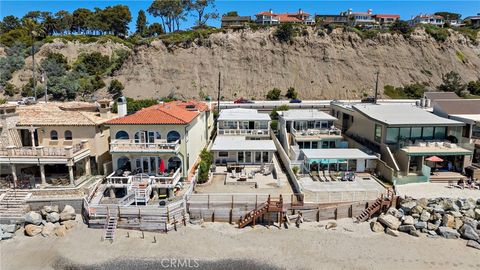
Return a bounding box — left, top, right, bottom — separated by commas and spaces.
425, 156, 443, 162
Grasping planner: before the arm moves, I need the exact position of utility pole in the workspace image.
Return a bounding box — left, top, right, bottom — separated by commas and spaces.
374, 70, 380, 104
217, 71, 221, 116
41, 73, 47, 103
32, 42, 36, 100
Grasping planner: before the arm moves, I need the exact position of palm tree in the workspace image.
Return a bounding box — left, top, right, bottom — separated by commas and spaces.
22, 18, 45, 99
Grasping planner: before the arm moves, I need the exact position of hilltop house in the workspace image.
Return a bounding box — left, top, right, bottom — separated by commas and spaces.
372, 14, 400, 26
409, 14, 445, 27
315, 14, 349, 26
255, 9, 315, 25
0, 100, 116, 188
221, 15, 251, 28
105, 100, 213, 178
464, 14, 480, 28
211, 108, 275, 165
331, 102, 473, 183
341, 9, 376, 27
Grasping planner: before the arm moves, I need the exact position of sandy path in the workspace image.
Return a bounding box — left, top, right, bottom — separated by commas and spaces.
1, 219, 479, 270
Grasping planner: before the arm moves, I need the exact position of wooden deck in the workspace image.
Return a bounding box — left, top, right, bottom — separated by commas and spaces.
429, 172, 466, 183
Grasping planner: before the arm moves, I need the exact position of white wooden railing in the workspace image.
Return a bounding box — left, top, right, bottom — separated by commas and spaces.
110, 139, 180, 152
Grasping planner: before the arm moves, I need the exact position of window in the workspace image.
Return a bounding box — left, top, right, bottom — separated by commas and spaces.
117, 156, 130, 171
434, 127, 446, 140
64, 130, 72, 140
386, 128, 399, 144
374, 124, 382, 143
245, 152, 252, 163
411, 127, 422, 140
312, 142, 318, 149
422, 127, 434, 140
218, 152, 229, 157
115, 131, 129, 140
167, 131, 181, 143
50, 130, 58, 141
238, 152, 244, 163
255, 152, 261, 163
399, 128, 411, 141
262, 151, 269, 163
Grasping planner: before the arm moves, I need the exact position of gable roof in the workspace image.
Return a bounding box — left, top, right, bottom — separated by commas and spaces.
106, 101, 208, 125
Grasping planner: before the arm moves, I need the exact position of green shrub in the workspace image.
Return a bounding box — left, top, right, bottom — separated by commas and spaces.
274, 23, 296, 43
286, 87, 298, 99
108, 79, 124, 98
41, 52, 69, 77
159, 28, 221, 46
266, 88, 281, 100
384, 84, 426, 99
112, 97, 158, 114
423, 25, 449, 42
197, 148, 213, 184
292, 166, 299, 176
75, 52, 111, 76
270, 104, 289, 120
455, 50, 466, 63
0, 98, 6, 104
467, 80, 480, 95
3, 82, 18, 96
389, 21, 413, 37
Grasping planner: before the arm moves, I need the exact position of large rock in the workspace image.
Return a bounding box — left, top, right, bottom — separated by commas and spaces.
385, 228, 399, 237
454, 218, 464, 230
417, 198, 428, 208
474, 209, 480, 220
46, 212, 60, 223
370, 221, 384, 233
400, 200, 417, 215
464, 209, 476, 219
398, 224, 415, 233
427, 221, 440, 231
59, 205, 76, 221
466, 240, 480, 250
1, 232, 14, 240
442, 214, 455, 228
24, 224, 42, 237
414, 221, 427, 230
437, 226, 460, 239
410, 230, 421, 237
41, 205, 59, 216
402, 216, 415, 226
0, 224, 17, 233
41, 222, 55, 237
420, 210, 431, 222
459, 224, 479, 241
24, 211, 42, 225
377, 214, 401, 230
442, 199, 459, 212
54, 225, 67, 237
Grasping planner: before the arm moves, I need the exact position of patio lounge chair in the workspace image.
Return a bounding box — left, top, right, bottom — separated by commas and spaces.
348, 172, 355, 181
340, 172, 347, 181
321, 170, 329, 182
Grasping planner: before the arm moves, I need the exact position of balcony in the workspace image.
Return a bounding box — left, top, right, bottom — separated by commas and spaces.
106, 168, 182, 188
110, 139, 180, 154
292, 127, 342, 141
0, 141, 90, 164
400, 140, 473, 156
218, 129, 270, 136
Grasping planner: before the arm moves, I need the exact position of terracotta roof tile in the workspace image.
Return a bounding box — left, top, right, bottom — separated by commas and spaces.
106, 101, 209, 125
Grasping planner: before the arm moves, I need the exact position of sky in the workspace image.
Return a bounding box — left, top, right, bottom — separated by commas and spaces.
1, 1, 478, 33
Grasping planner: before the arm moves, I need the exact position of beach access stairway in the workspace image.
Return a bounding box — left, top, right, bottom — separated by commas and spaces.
238, 195, 285, 228
355, 189, 395, 222
103, 207, 118, 241
0, 190, 30, 224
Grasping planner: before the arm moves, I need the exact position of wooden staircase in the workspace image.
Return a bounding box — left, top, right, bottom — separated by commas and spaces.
0, 190, 30, 223
103, 207, 118, 242
238, 195, 284, 228
356, 189, 395, 223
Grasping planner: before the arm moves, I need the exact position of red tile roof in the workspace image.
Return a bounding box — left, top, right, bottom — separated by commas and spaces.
106, 101, 209, 125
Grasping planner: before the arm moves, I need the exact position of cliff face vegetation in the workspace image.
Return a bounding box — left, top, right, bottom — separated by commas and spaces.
3, 27, 480, 100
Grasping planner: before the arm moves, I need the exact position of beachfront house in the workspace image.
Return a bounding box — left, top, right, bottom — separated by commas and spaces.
255, 9, 315, 25
301, 148, 378, 174
277, 109, 345, 161
464, 14, 480, 28
315, 14, 349, 26
212, 108, 275, 165
432, 99, 480, 164
409, 14, 445, 27
331, 102, 473, 184
105, 100, 213, 179
0, 101, 116, 188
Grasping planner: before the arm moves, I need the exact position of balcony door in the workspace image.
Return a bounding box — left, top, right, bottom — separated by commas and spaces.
135, 157, 160, 174
135, 131, 160, 144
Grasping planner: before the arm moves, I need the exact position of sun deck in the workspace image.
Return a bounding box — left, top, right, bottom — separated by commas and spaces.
401, 143, 472, 156
109, 139, 180, 154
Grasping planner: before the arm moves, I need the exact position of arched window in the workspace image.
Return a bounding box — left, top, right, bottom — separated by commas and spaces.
50, 130, 58, 141
64, 130, 72, 140
117, 156, 131, 171
115, 131, 129, 140
168, 157, 182, 172
167, 131, 181, 143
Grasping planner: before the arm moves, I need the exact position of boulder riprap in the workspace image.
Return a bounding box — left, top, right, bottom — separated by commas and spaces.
370, 197, 480, 250
25, 224, 42, 237
62, 220, 76, 230
25, 211, 42, 225
59, 205, 76, 221
41, 222, 55, 237
41, 205, 59, 216
54, 225, 67, 237
466, 240, 480, 250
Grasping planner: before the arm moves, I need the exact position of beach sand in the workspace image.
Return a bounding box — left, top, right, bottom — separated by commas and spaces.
1, 218, 479, 270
